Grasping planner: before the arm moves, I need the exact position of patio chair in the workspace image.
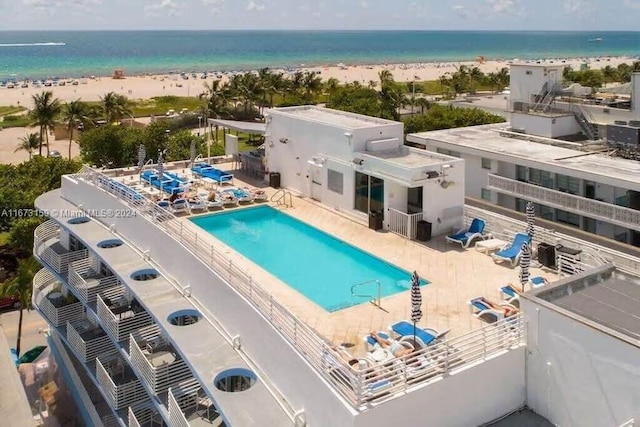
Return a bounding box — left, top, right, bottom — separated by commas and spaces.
388, 320, 450, 346
468, 296, 518, 324
445, 218, 486, 248
529, 276, 549, 288
171, 198, 190, 214
498, 284, 521, 308
491, 232, 531, 266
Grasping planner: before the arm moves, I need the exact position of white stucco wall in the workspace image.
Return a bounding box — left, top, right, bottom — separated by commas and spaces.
420, 164, 465, 236
511, 113, 580, 138
354, 347, 527, 427
522, 299, 640, 426
510, 64, 563, 105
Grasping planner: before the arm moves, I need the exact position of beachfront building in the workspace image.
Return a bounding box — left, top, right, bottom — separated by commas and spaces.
264, 106, 465, 240
407, 66, 640, 247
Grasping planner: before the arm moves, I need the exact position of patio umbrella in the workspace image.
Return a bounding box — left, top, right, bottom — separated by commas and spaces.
157, 150, 165, 195
410, 270, 423, 347
190, 139, 197, 168
137, 144, 146, 174
525, 201, 536, 240
519, 243, 531, 292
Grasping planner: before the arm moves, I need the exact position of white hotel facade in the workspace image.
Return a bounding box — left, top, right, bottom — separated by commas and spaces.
30, 104, 640, 427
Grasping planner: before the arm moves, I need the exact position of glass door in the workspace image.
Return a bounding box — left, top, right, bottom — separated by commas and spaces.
354, 172, 384, 218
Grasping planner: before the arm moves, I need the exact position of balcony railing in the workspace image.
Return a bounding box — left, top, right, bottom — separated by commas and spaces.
66, 318, 117, 363
35, 220, 88, 275
96, 287, 154, 344
128, 402, 164, 427
487, 174, 640, 231
168, 379, 219, 427
388, 208, 422, 239
96, 356, 147, 410
68, 257, 120, 305
129, 325, 192, 394
33, 269, 84, 328
73, 165, 528, 408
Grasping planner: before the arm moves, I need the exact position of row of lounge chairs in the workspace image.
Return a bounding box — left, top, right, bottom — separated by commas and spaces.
141, 169, 189, 195
156, 187, 268, 214
192, 162, 234, 185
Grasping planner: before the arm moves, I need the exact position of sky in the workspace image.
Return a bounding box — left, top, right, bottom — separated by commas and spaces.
1, 0, 640, 31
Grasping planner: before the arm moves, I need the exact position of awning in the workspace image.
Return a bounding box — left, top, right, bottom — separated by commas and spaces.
207, 119, 266, 135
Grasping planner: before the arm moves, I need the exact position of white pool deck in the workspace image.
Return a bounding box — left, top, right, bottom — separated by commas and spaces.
120, 164, 551, 355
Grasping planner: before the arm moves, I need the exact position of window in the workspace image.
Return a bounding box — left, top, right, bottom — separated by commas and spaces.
525, 71, 532, 75
529, 168, 553, 188
436, 148, 460, 158
481, 189, 492, 201
556, 209, 580, 228
556, 174, 580, 194
100, 262, 112, 278
68, 234, 86, 252
516, 165, 527, 182
327, 169, 343, 195
481, 158, 492, 170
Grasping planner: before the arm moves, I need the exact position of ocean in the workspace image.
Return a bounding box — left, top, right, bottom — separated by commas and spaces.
0, 31, 639, 80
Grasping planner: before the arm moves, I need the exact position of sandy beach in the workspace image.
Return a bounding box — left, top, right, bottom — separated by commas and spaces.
0, 55, 634, 164
0, 56, 634, 107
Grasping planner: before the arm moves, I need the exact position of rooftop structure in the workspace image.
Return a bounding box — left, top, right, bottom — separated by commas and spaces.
269, 105, 398, 129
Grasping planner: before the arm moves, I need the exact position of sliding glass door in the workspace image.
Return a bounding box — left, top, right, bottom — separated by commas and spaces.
354, 172, 384, 216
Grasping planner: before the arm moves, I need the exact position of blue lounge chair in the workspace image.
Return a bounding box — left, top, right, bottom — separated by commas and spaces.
498, 284, 521, 308
469, 296, 518, 324
223, 188, 253, 203
163, 171, 188, 183
491, 232, 531, 266
388, 320, 449, 346
529, 276, 548, 288
445, 218, 486, 248
363, 331, 391, 352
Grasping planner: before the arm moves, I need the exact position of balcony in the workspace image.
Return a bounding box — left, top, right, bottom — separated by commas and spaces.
32, 268, 85, 328
68, 257, 120, 305
96, 286, 154, 344
35, 220, 88, 275
487, 174, 640, 231
168, 379, 221, 427
96, 355, 147, 410
128, 402, 165, 427
66, 317, 117, 363
129, 325, 192, 394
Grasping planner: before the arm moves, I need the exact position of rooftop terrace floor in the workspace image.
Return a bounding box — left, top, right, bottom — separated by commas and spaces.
116, 164, 554, 353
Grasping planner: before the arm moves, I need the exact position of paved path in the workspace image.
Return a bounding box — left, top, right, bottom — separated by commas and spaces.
0, 308, 48, 356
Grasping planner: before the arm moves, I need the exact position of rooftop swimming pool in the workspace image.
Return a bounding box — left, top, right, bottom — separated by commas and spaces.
190, 205, 427, 312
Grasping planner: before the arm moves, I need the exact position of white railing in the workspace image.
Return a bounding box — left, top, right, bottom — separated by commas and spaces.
68, 258, 120, 305
128, 325, 192, 394
66, 319, 117, 363
73, 166, 527, 408
128, 402, 162, 427
351, 314, 524, 405
33, 269, 85, 328
487, 174, 640, 232
388, 208, 422, 239
35, 220, 89, 275
96, 357, 147, 410
464, 204, 640, 274
96, 289, 154, 343
128, 407, 142, 427
167, 388, 190, 427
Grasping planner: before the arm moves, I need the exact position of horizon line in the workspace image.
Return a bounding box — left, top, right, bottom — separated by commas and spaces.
2, 29, 640, 33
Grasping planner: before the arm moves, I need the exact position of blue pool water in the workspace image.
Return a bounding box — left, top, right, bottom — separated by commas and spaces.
190, 205, 427, 312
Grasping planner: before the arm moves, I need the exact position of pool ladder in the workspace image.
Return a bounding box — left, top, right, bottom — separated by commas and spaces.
351, 280, 382, 309
271, 189, 293, 208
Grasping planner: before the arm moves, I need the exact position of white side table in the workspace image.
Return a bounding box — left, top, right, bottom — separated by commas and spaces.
475, 238, 507, 254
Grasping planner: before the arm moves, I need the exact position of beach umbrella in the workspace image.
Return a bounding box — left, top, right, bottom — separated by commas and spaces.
519, 243, 531, 292
157, 150, 165, 195
137, 144, 146, 172
190, 139, 197, 168
410, 270, 423, 347
525, 201, 536, 240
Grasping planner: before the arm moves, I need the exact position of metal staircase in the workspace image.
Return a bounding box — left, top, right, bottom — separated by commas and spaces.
532, 81, 562, 113
572, 106, 599, 140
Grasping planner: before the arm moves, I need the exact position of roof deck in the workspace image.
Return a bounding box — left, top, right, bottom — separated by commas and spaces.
106, 162, 550, 351
270, 106, 397, 129
409, 124, 640, 190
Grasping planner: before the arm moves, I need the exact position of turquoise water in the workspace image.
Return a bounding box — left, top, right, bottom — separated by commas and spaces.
190, 205, 427, 312
0, 31, 639, 79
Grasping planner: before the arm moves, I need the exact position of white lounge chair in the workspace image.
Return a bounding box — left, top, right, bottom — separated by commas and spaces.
188, 194, 208, 212
244, 186, 268, 202
468, 296, 518, 324
171, 198, 190, 214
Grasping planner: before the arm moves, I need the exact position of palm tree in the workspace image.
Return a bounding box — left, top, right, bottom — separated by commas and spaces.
100, 92, 131, 123
468, 66, 484, 93
416, 98, 431, 114
14, 133, 41, 160
601, 65, 617, 85
301, 72, 323, 103
62, 99, 89, 159
0, 257, 40, 357
378, 70, 403, 120
324, 77, 341, 98
29, 91, 61, 156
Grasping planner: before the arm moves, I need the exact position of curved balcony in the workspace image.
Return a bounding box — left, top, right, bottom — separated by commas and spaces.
66, 318, 117, 363
68, 257, 120, 305
168, 379, 221, 427
97, 286, 154, 344
129, 325, 192, 395
34, 220, 88, 275
128, 401, 164, 427
96, 355, 147, 410
32, 268, 84, 328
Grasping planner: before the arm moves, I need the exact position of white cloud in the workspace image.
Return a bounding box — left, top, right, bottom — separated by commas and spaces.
486, 0, 523, 15
202, 0, 224, 14
144, 0, 185, 16
564, 0, 594, 16
408, 1, 428, 18
623, 0, 640, 9
245, 0, 265, 11
22, 0, 102, 11
452, 4, 470, 19
360, 0, 368, 8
